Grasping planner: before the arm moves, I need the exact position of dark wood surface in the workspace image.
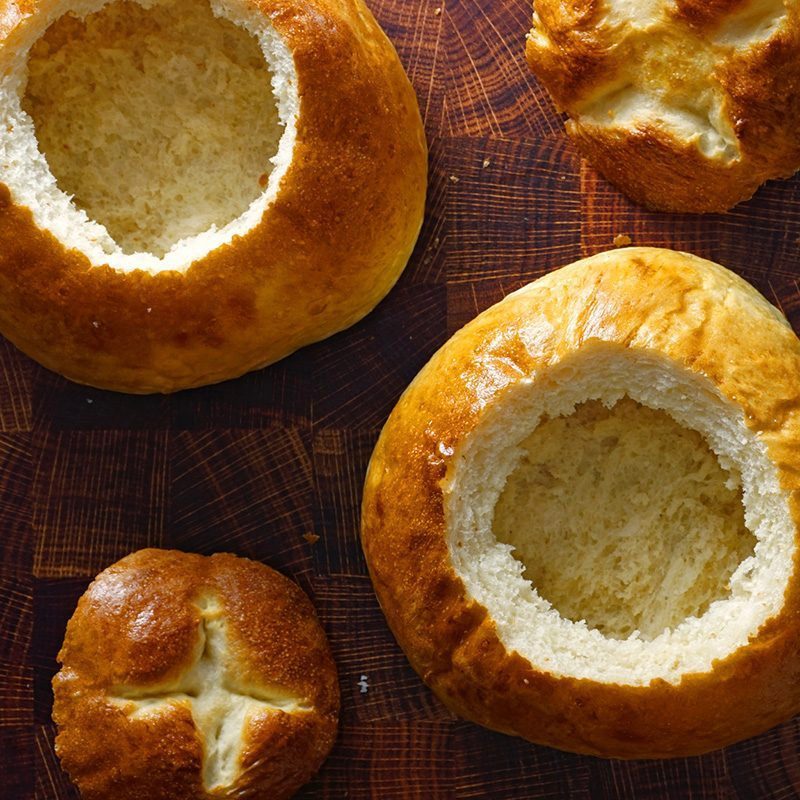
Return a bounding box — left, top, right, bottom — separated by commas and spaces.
4, 0, 800, 797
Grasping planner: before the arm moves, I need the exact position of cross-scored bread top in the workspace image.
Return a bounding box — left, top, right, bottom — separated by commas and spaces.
52, 549, 339, 800
526, 0, 800, 211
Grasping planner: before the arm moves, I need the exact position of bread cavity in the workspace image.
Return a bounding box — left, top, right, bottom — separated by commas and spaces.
493, 397, 754, 641
446, 343, 795, 685
0, 0, 298, 272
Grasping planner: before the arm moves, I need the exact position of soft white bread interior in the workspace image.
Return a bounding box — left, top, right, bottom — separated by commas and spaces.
492, 397, 754, 642
526, 0, 800, 212
450, 342, 791, 685
0, 0, 426, 392
362, 247, 800, 758
2, 0, 297, 272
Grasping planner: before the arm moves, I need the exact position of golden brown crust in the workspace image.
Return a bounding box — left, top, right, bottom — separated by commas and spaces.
361, 247, 800, 758
676, 0, 750, 30
52, 549, 339, 799
526, 0, 800, 212
0, 0, 426, 392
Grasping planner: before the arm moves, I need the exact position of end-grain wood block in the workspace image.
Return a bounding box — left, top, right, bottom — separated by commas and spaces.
3, 0, 800, 796
32, 431, 168, 579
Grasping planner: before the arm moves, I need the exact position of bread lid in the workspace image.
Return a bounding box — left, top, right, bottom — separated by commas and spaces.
52, 549, 340, 799
526, 0, 800, 211
0, 0, 426, 391
361, 247, 800, 758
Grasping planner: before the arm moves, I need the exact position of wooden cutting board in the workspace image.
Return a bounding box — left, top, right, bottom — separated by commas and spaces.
5, 0, 800, 797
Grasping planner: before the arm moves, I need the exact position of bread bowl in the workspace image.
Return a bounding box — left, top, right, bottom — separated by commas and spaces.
361, 247, 800, 758
525, 0, 800, 212
0, 0, 426, 393
53, 548, 339, 799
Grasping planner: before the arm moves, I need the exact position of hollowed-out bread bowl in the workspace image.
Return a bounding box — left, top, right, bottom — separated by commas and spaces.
361, 247, 800, 759
0, 0, 426, 392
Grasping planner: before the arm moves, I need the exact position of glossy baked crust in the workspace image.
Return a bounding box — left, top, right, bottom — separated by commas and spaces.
0, 0, 426, 392
52, 549, 340, 799
361, 247, 800, 758
525, 0, 800, 212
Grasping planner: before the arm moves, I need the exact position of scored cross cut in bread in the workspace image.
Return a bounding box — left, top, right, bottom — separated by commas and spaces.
108, 595, 313, 793
52, 549, 340, 800
0, 0, 426, 392
361, 247, 800, 758
525, 0, 800, 211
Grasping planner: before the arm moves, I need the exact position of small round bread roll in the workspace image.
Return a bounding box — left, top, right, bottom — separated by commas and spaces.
361, 247, 800, 758
0, 0, 426, 392
53, 549, 339, 799
525, 1, 800, 212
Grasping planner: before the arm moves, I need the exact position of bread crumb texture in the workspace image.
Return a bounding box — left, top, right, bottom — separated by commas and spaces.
494, 397, 754, 640
22, 0, 281, 256
362, 248, 800, 755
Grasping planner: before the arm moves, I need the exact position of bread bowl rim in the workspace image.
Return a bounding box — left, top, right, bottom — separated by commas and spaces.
0, 0, 298, 273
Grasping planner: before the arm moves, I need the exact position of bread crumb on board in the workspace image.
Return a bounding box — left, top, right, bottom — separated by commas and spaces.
613, 233, 632, 247
303, 533, 320, 544
358, 675, 369, 694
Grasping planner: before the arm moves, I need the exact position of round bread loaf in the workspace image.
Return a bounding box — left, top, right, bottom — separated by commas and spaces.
525, 0, 800, 212
0, 0, 426, 392
53, 549, 339, 799
361, 247, 800, 758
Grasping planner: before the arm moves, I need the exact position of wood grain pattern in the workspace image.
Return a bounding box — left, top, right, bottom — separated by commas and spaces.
2, 0, 800, 797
